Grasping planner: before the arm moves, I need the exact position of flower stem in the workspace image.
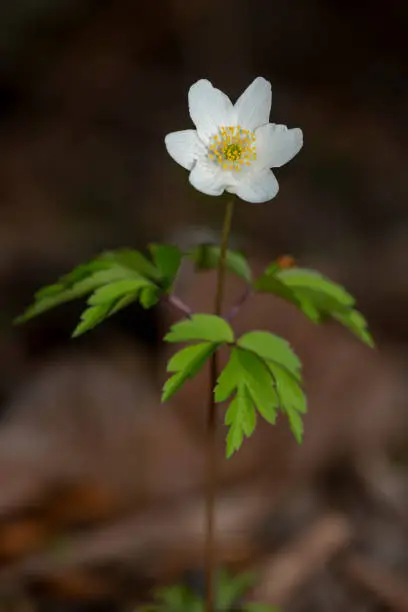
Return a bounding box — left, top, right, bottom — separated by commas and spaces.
205, 196, 235, 612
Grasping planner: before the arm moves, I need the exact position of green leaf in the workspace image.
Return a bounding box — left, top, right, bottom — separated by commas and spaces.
215, 349, 278, 421
88, 278, 152, 305
14, 246, 175, 337
268, 363, 307, 443
225, 400, 245, 459
139, 285, 160, 309
214, 348, 241, 403
269, 364, 307, 415
72, 303, 113, 337
14, 266, 129, 323
153, 585, 192, 612
216, 569, 257, 611
254, 273, 300, 305
189, 244, 252, 283
254, 264, 374, 348
153, 584, 203, 612
225, 387, 256, 458
234, 349, 279, 424
109, 292, 140, 316
278, 268, 354, 306
72, 284, 149, 338
164, 314, 234, 344
149, 243, 182, 288
162, 342, 217, 402
14, 247, 164, 326
333, 308, 375, 348
215, 347, 280, 456
237, 330, 301, 381
33, 260, 109, 300
99, 248, 161, 282
286, 406, 304, 444
217, 334, 306, 454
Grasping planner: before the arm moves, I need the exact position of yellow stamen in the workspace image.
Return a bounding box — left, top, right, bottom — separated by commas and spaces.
207, 125, 256, 171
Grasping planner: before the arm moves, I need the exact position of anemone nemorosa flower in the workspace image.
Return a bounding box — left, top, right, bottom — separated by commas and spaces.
165, 77, 303, 204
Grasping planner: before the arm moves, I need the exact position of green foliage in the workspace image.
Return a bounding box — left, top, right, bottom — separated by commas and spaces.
216, 569, 257, 611
164, 314, 234, 344
237, 331, 301, 381
162, 314, 234, 402
189, 244, 252, 283
137, 569, 277, 612
149, 243, 182, 289
162, 342, 218, 401
215, 331, 305, 457
147, 584, 202, 612
15, 245, 183, 337
254, 264, 374, 347
139, 285, 161, 309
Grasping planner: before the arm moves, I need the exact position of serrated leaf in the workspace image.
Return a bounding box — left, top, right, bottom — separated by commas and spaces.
149, 244, 182, 287
269, 363, 306, 414
166, 342, 214, 373
161, 371, 186, 404
278, 268, 354, 307
216, 348, 278, 422
14, 245, 174, 337
14, 246, 161, 325
72, 303, 112, 337
214, 348, 241, 402
226, 405, 245, 458
88, 278, 152, 306
285, 406, 304, 444
99, 248, 161, 282
254, 265, 374, 349
189, 244, 252, 283
334, 308, 375, 348
254, 273, 300, 305
268, 363, 306, 443
72, 287, 144, 337
216, 347, 280, 457
34, 260, 109, 300
162, 342, 217, 402
237, 330, 301, 381
164, 314, 234, 344
234, 349, 279, 424
15, 267, 128, 323
225, 387, 256, 457
109, 292, 139, 315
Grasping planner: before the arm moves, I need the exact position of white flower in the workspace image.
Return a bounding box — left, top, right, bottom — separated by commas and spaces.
165, 77, 303, 204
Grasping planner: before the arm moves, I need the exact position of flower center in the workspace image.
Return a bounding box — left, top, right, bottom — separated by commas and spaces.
208, 125, 256, 172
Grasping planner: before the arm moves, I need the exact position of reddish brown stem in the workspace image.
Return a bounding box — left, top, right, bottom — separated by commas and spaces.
204, 197, 235, 612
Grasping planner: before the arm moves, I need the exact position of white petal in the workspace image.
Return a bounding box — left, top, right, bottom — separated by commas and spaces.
164, 130, 203, 171
188, 80, 234, 144
255, 124, 303, 168
234, 169, 279, 203
234, 77, 272, 131
188, 159, 227, 197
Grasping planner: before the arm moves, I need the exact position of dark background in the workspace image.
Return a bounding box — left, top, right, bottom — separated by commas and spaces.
1, 0, 407, 340
0, 2, 407, 611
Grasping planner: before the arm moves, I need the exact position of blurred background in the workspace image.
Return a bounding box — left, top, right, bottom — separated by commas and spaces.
0, 1, 407, 611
